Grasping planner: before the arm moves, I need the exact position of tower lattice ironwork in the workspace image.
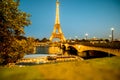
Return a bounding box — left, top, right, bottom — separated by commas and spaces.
49, 0, 66, 42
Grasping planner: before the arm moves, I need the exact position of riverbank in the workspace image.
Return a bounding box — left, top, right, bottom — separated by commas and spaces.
0, 56, 120, 80
15, 54, 83, 66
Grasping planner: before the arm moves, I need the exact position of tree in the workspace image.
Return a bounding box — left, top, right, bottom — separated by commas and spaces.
41, 37, 49, 42
0, 0, 31, 65
25, 37, 36, 54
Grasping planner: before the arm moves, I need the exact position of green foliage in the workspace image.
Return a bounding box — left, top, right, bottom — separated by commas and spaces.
25, 37, 36, 54
0, 0, 31, 65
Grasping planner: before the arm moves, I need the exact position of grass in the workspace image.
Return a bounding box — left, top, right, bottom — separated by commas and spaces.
0, 56, 120, 80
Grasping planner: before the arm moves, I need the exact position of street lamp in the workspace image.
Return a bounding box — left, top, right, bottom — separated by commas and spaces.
93, 36, 96, 40
109, 35, 112, 41
75, 36, 78, 39
85, 33, 88, 40
111, 28, 114, 42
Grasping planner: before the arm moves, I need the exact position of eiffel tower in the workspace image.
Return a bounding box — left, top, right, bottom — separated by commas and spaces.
49, 0, 66, 42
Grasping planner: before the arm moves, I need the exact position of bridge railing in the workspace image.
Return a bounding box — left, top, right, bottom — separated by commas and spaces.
72, 42, 120, 49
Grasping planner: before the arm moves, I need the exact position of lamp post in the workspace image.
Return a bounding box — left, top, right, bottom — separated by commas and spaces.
69, 37, 71, 42
111, 28, 114, 42
109, 35, 112, 42
75, 36, 78, 39
93, 36, 96, 40
85, 33, 88, 40
75, 36, 78, 42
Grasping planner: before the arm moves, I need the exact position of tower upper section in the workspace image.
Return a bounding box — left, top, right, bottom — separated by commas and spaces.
55, 0, 60, 24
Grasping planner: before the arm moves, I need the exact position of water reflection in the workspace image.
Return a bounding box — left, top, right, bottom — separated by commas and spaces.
36, 46, 62, 54
48, 46, 62, 54
36, 46, 49, 54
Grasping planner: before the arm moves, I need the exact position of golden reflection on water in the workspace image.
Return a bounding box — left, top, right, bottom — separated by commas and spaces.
48, 46, 62, 54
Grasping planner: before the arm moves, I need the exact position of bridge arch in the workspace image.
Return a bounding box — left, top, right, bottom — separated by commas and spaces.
81, 50, 115, 59
66, 45, 116, 58
65, 44, 120, 56
67, 46, 78, 55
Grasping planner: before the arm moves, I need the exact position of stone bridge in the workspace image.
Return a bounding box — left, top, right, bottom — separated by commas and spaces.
64, 44, 120, 56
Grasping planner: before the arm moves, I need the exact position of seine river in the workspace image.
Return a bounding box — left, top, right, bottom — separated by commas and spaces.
36, 46, 62, 54
24, 46, 62, 58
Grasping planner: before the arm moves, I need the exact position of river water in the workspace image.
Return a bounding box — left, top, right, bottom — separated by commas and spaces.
36, 46, 62, 54
24, 46, 62, 58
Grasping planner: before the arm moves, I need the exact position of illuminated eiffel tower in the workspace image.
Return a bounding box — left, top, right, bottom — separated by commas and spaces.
49, 0, 66, 42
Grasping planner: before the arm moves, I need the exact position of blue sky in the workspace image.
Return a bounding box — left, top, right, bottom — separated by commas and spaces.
19, 0, 120, 40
